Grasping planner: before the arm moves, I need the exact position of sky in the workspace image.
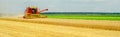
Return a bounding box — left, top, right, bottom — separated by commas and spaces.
0, 0, 120, 14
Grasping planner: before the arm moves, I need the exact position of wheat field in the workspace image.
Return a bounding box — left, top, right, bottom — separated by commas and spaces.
0, 17, 120, 37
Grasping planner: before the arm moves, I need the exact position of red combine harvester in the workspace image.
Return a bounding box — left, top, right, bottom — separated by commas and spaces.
23, 6, 48, 19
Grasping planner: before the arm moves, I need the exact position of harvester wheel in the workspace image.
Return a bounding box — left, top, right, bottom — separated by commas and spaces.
23, 16, 26, 18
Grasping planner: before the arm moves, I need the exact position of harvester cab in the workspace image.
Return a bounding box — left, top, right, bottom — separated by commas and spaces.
23, 6, 48, 19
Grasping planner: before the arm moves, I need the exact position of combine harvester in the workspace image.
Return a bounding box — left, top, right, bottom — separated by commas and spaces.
23, 6, 48, 19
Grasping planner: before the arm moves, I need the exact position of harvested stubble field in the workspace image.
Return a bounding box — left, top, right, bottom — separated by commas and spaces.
0, 17, 120, 37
